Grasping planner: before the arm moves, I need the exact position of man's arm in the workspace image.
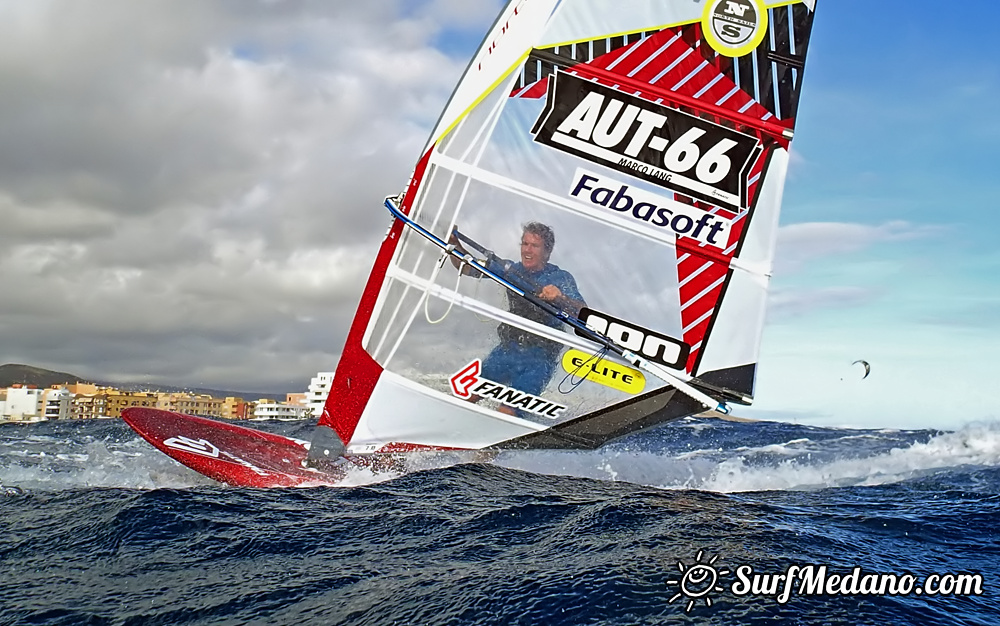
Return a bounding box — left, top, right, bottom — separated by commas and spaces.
447, 231, 487, 278
448, 230, 514, 279
537, 272, 585, 316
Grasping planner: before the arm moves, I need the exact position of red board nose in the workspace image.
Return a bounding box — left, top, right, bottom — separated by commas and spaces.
122, 408, 343, 488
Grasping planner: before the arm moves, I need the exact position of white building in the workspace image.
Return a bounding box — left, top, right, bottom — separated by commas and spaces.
306, 372, 335, 417
253, 401, 311, 421
2, 387, 45, 422
43, 388, 73, 420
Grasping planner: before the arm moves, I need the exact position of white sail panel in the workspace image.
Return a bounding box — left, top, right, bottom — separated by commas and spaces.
538, 0, 705, 48
425, 0, 560, 152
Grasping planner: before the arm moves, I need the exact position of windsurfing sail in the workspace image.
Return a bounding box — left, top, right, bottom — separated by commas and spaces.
312, 0, 820, 460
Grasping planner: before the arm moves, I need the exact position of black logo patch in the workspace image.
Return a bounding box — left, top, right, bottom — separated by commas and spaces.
711, 0, 760, 47
577, 308, 690, 370
533, 70, 761, 210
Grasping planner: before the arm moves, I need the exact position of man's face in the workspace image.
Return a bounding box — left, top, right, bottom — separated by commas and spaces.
520, 231, 546, 272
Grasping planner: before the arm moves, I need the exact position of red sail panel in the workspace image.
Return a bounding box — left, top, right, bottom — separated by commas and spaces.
316, 149, 434, 444
676, 150, 765, 374
511, 77, 549, 99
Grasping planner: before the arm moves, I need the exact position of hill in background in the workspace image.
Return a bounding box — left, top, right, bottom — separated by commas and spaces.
0, 363, 287, 402
0, 364, 85, 388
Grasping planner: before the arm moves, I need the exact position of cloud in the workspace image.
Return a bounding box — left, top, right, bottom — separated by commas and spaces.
762, 220, 941, 322
773, 220, 940, 275
417, 0, 504, 26
0, 0, 484, 392
767, 286, 881, 321
920, 301, 1000, 329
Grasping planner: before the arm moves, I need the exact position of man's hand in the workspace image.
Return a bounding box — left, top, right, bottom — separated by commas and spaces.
538, 284, 584, 316
448, 230, 467, 271
538, 285, 563, 301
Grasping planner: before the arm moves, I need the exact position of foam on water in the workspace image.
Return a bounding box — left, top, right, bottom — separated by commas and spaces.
4, 418, 1000, 493
699, 420, 1000, 492
0, 426, 214, 490
496, 421, 1000, 492
1, 445, 215, 491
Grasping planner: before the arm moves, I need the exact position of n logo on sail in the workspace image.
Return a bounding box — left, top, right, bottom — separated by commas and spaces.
702, 0, 769, 57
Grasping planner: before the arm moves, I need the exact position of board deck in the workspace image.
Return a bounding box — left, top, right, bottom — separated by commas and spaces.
122, 408, 346, 487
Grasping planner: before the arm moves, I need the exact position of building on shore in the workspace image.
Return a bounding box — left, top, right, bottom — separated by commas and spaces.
104, 391, 159, 419
72, 393, 109, 419
306, 372, 334, 417
253, 399, 311, 420
43, 387, 72, 421
220, 396, 251, 420
66, 383, 100, 396
155, 392, 224, 419
1, 370, 337, 422
0, 385, 72, 422
2, 386, 45, 422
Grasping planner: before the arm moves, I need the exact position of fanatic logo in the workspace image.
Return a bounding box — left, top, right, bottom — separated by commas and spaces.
164, 434, 271, 477
450, 360, 481, 399
449, 360, 567, 419
164, 436, 220, 458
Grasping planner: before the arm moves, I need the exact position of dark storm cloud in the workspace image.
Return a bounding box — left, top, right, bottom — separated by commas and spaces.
0, 0, 483, 391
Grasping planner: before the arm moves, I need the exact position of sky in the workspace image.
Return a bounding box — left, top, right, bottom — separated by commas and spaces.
0, 0, 996, 431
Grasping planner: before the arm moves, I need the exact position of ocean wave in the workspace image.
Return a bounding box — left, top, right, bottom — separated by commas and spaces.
495, 421, 1000, 493
3, 418, 999, 494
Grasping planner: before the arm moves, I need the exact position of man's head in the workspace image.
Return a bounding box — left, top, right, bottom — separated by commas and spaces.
520, 222, 554, 272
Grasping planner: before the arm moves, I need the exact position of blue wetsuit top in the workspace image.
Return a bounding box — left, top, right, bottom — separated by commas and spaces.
479, 259, 585, 398
483, 258, 585, 351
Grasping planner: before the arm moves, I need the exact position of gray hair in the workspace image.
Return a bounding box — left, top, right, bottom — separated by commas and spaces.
522, 222, 555, 260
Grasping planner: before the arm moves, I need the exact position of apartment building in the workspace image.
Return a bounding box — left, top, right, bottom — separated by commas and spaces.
42, 388, 72, 421
220, 396, 251, 420
306, 372, 335, 417
253, 399, 310, 420
1, 369, 332, 422
104, 391, 158, 419
2, 386, 44, 422
156, 392, 223, 418
72, 393, 109, 419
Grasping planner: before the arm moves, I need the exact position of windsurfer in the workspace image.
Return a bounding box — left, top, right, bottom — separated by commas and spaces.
450, 222, 585, 416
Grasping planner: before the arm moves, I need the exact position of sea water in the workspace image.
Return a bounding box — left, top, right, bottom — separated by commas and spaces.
0, 417, 996, 625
